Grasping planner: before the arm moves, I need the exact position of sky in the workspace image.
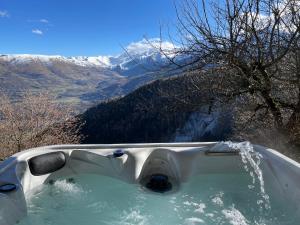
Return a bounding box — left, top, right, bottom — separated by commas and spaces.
0, 0, 177, 56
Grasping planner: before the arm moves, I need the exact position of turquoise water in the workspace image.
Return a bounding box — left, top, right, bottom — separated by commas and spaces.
18, 173, 298, 225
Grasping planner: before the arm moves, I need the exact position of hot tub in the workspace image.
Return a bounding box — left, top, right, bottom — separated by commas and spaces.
0, 142, 299, 225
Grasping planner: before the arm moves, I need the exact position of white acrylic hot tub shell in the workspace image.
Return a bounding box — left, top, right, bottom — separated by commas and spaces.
0, 142, 299, 225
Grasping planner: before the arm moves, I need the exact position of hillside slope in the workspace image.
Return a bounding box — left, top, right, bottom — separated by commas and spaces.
0, 58, 125, 108
80, 74, 232, 143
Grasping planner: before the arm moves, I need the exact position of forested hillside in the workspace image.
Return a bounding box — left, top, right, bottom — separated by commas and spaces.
80, 73, 232, 143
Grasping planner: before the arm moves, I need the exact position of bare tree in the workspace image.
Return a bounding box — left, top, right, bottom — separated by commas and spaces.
162, 0, 300, 145
0, 92, 83, 160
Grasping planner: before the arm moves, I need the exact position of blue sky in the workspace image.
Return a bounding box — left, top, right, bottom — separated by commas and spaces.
0, 0, 177, 56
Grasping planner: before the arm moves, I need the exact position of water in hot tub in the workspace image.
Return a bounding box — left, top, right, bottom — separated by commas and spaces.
18, 172, 297, 225
18, 142, 299, 225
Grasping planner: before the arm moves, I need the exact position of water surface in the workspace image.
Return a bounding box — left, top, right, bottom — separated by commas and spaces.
18, 172, 297, 225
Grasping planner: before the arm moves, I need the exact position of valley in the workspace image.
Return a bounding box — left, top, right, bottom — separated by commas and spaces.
0, 39, 175, 110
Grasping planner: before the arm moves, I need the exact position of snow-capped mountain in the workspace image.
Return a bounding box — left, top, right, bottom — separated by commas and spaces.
109, 38, 177, 76
0, 38, 178, 110
112, 38, 175, 68
0, 54, 111, 68
0, 38, 176, 73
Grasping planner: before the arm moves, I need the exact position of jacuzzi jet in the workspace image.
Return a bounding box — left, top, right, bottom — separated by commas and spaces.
0, 184, 17, 192
65, 178, 75, 184
48, 180, 55, 185
113, 149, 125, 158
145, 174, 172, 193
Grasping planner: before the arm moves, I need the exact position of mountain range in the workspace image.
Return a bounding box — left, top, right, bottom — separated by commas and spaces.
0, 38, 177, 110
0, 38, 234, 144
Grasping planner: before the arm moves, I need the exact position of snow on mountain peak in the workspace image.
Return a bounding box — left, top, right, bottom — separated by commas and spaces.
0, 38, 177, 69
0, 54, 63, 63
111, 38, 177, 70
67, 56, 111, 67
0, 54, 111, 67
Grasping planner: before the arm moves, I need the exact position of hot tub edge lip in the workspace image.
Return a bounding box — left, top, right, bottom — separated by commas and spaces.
3, 142, 216, 163
2, 142, 300, 174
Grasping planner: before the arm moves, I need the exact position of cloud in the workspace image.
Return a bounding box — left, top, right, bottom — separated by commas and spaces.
32, 29, 43, 35
0, 10, 9, 18
28, 19, 50, 24
39, 19, 49, 23
124, 38, 178, 58
126, 38, 177, 54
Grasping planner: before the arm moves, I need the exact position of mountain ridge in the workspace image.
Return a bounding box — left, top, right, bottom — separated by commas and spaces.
0, 38, 178, 110
0, 38, 176, 71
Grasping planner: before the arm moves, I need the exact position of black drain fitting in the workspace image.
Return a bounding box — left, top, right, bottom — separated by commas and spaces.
146, 174, 172, 193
